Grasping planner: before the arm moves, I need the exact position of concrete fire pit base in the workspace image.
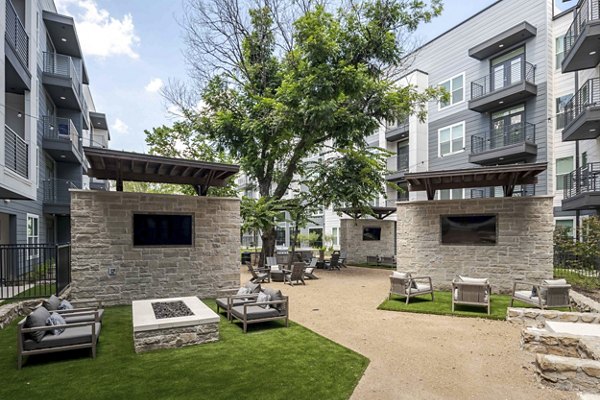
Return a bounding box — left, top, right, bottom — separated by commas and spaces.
132, 296, 220, 353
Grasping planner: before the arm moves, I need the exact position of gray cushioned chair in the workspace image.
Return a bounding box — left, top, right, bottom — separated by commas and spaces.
230, 287, 289, 333
510, 279, 572, 310
216, 282, 261, 320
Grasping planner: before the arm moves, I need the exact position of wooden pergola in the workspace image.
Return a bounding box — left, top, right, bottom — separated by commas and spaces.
84, 147, 239, 195
405, 163, 547, 200
337, 206, 396, 220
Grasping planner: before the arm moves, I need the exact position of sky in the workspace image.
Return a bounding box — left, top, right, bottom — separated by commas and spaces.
55, 0, 578, 153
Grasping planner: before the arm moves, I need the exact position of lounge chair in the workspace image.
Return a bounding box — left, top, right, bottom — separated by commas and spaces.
510, 279, 572, 310
245, 262, 270, 283
17, 306, 101, 369
216, 281, 261, 320
284, 263, 306, 286
304, 258, 319, 280
230, 287, 289, 333
452, 276, 491, 315
325, 253, 341, 270
389, 272, 434, 304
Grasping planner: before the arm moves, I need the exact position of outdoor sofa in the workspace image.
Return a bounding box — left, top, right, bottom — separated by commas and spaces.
229, 287, 289, 333
510, 279, 572, 310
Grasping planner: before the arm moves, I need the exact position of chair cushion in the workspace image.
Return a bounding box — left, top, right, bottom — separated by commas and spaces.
59, 300, 74, 310
46, 312, 66, 335
230, 305, 281, 320
25, 307, 51, 342
62, 309, 104, 324
392, 271, 411, 279
513, 290, 544, 304
458, 276, 489, 284
43, 295, 61, 311
256, 292, 271, 309
23, 323, 101, 351
262, 288, 284, 310
244, 282, 261, 293
543, 279, 567, 286
408, 283, 431, 294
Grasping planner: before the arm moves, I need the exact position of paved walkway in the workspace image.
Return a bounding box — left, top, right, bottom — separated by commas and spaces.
241, 266, 574, 400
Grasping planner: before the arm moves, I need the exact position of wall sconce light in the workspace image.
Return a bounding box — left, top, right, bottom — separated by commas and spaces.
17, 112, 22, 118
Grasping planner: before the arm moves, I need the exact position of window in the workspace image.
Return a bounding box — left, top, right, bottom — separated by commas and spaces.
582, 152, 588, 168
439, 73, 464, 109
331, 227, 339, 246
27, 214, 39, 259
438, 122, 465, 157
556, 94, 572, 130
555, 219, 574, 237
275, 227, 286, 246
437, 189, 464, 200
556, 156, 574, 190
555, 35, 565, 69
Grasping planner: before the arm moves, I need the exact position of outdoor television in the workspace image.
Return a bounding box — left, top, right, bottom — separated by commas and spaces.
363, 227, 382, 241
440, 215, 497, 245
133, 214, 193, 246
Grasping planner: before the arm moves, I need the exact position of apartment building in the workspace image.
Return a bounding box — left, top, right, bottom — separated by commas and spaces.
238, 0, 596, 249
0, 0, 110, 247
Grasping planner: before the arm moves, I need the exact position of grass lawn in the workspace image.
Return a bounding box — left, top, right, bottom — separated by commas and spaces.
0, 300, 368, 400
351, 263, 395, 270
378, 291, 568, 321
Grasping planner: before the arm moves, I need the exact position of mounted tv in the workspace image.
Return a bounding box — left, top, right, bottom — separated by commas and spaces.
440, 215, 497, 245
363, 227, 382, 241
133, 214, 193, 246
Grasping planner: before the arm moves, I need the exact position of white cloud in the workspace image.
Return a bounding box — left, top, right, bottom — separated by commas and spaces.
145, 78, 164, 93
55, 0, 140, 59
112, 118, 129, 134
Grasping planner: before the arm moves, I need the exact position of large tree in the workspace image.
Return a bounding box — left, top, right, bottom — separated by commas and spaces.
166, 0, 444, 259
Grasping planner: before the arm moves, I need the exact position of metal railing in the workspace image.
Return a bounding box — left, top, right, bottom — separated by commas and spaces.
470, 61, 536, 100
42, 115, 83, 155
387, 153, 409, 172
5, 0, 28, 68
0, 244, 71, 300
4, 125, 28, 178
564, 162, 600, 199
564, 0, 600, 58
554, 246, 600, 280
43, 178, 81, 205
470, 121, 536, 154
470, 185, 535, 199
564, 78, 600, 128
42, 52, 82, 97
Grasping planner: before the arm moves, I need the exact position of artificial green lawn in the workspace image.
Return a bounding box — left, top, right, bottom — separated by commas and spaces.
0, 300, 368, 400
378, 291, 568, 321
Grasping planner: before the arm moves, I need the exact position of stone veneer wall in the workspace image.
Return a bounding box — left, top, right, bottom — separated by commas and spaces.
340, 219, 395, 265
70, 191, 240, 305
396, 196, 554, 293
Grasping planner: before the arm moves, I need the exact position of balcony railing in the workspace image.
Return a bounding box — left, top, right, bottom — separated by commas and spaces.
42, 52, 82, 97
4, 125, 28, 178
43, 178, 81, 205
387, 153, 409, 172
470, 185, 535, 199
470, 61, 536, 100
5, 0, 29, 69
564, 0, 600, 57
564, 78, 600, 128
564, 162, 600, 199
42, 116, 82, 154
471, 122, 536, 154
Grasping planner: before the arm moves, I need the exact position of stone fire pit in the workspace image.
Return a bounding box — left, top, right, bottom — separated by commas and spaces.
132, 296, 219, 353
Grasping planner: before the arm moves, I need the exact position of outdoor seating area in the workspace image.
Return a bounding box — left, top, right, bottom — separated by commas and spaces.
510, 279, 573, 310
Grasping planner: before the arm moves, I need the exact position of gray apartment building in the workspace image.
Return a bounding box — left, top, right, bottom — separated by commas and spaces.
0, 0, 110, 248
239, 0, 598, 250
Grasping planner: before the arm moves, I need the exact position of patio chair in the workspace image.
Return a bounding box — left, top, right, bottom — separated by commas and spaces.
304, 258, 319, 280
333, 250, 347, 268
216, 281, 261, 320
389, 272, 434, 304
325, 253, 341, 271
245, 262, 270, 283
230, 287, 289, 333
510, 279, 572, 310
452, 276, 491, 315
284, 263, 306, 286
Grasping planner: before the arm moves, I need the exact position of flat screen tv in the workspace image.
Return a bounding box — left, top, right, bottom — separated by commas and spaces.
363, 227, 382, 241
133, 214, 193, 246
440, 215, 497, 245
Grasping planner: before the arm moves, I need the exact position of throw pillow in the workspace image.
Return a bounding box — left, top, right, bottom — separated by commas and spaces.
392, 271, 410, 279
46, 312, 67, 335
256, 292, 271, 309
25, 306, 51, 342
58, 299, 74, 310
43, 295, 61, 311
530, 286, 538, 298
236, 287, 250, 296
244, 281, 261, 293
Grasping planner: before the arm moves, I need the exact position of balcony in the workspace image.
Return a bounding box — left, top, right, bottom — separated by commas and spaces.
4, 0, 30, 93
41, 52, 84, 111
43, 178, 81, 215
469, 122, 537, 165
468, 61, 537, 113
42, 116, 84, 164
561, 0, 600, 72
470, 184, 535, 199
385, 119, 409, 142
386, 153, 409, 182
562, 78, 600, 141
4, 125, 28, 179
562, 162, 600, 211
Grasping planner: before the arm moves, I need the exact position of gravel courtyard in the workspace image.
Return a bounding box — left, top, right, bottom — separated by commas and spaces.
241, 266, 574, 400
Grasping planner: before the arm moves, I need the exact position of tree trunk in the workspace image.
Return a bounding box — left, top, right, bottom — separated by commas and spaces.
260, 226, 276, 268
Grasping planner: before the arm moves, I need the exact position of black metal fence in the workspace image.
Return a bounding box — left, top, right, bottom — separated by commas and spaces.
0, 244, 71, 300
554, 245, 600, 280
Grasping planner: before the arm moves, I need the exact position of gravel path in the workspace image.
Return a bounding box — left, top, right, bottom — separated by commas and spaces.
241, 266, 574, 400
